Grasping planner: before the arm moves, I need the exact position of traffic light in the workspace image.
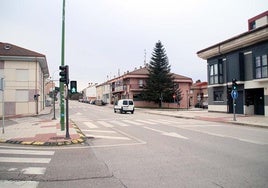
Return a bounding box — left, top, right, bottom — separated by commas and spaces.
70, 81, 77, 93
232, 79, 238, 90
59, 65, 69, 84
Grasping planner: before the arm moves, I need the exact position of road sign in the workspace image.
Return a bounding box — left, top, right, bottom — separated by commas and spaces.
231, 90, 238, 99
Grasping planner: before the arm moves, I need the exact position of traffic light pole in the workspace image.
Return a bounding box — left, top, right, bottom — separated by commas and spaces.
65, 84, 70, 139
60, 0, 66, 131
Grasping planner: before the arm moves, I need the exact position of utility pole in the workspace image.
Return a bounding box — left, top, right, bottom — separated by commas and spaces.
59, 65, 69, 138
60, 0, 66, 130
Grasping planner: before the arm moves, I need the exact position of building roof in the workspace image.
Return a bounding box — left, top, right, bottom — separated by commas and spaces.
0, 42, 49, 77
248, 10, 268, 30
197, 24, 268, 60
191, 81, 208, 89
108, 66, 192, 83
0, 42, 45, 57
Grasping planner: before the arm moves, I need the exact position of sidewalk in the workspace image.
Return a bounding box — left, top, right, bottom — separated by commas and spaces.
142, 108, 268, 128
0, 106, 267, 146
0, 107, 86, 146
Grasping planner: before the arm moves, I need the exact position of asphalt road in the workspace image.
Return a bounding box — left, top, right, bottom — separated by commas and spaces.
0, 101, 268, 188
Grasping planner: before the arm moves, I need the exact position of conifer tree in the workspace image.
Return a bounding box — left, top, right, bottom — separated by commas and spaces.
142, 41, 176, 108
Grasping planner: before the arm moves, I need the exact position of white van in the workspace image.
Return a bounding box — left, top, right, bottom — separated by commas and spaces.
114, 99, 135, 114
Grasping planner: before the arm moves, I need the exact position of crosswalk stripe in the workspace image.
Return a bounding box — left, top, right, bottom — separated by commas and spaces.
97, 121, 113, 127
122, 119, 143, 125
0, 148, 55, 187
7, 167, 46, 175
0, 180, 39, 188
136, 119, 157, 125
81, 129, 116, 133
85, 134, 130, 140
110, 120, 129, 127
0, 157, 51, 163
0, 149, 54, 156
21, 167, 46, 175
84, 122, 98, 128
148, 119, 174, 124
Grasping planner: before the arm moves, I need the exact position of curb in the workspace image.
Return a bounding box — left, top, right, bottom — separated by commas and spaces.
0, 120, 88, 146
145, 111, 267, 129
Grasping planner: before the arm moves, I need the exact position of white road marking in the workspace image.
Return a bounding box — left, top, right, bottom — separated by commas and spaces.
0, 149, 54, 156
8, 168, 17, 172
89, 142, 146, 148
84, 122, 98, 129
162, 132, 189, 139
136, 119, 157, 125
0, 180, 39, 188
144, 126, 188, 140
21, 167, 46, 175
81, 129, 116, 133
0, 157, 51, 163
110, 120, 129, 127
164, 124, 268, 145
97, 121, 114, 127
85, 134, 130, 140
122, 119, 143, 125
188, 129, 268, 145
147, 119, 174, 124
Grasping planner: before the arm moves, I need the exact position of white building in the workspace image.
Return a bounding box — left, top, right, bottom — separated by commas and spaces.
0, 42, 49, 117
82, 83, 98, 102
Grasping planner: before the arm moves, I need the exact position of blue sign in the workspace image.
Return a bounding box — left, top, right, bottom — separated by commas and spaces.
231, 90, 238, 99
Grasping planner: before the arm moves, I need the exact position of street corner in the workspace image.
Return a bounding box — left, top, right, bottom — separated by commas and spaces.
0, 133, 86, 147
70, 120, 87, 140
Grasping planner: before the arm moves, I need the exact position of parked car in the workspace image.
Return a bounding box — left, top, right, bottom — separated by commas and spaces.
114, 99, 135, 114
202, 101, 208, 109
194, 101, 208, 109
95, 100, 107, 106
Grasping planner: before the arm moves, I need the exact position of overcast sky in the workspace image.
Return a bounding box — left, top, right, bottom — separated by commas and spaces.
1, 0, 267, 90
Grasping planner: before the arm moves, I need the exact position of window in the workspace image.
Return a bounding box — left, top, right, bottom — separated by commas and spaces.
213, 91, 223, 102
16, 90, 29, 102
209, 60, 223, 84
16, 69, 29, 81
255, 55, 268, 79
139, 79, 143, 88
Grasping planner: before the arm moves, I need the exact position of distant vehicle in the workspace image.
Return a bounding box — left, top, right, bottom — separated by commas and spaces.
114, 99, 135, 114
195, 101, 208, 109
90, 100, 96, 105
202, 101, 208, 109
95, 100, 107, 106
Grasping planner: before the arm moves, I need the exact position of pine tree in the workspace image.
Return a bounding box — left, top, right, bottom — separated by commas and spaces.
142, 41, 175, 108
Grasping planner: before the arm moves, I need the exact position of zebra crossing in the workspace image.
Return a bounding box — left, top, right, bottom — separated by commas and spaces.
80, 118, 159, 132
77, 118, 190, 142
0, 147, 55, 188
70, 115, 224, 145
81, 118, 180, 129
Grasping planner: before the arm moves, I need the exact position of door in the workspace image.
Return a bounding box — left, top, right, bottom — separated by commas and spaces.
254, 88, 264, 115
